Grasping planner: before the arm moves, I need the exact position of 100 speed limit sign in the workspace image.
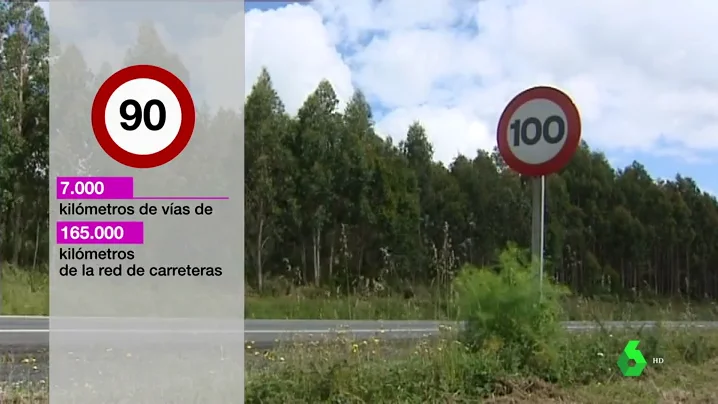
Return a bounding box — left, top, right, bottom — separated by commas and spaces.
496, 86, 581, 177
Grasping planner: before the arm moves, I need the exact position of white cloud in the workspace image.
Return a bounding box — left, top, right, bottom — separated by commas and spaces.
314, 0, 476, 46
348, 28, 501, 109
379, 106, 493, 161
245, 5, 353, 113
244, 0, 718, 165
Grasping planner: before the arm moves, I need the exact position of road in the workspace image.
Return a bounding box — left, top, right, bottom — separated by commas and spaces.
2, 316, 718, 349
0, 316, 716, 385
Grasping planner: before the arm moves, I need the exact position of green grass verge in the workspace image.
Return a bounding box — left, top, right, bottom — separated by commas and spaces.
1, 265, 47, 316
245, 292, 718, 322
4, 263, 718, 322
4, 329, 718, 403
244, 328, 718, 403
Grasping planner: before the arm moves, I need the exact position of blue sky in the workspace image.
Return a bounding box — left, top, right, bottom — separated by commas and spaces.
246, 2, 299, 11
245, 1, 718, 195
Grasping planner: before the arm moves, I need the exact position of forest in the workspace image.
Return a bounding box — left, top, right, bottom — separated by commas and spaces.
2, 2, 718, 302
244, 69, 718, 299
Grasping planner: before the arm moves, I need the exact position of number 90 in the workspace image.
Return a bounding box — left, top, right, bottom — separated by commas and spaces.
120, 99, 167, 131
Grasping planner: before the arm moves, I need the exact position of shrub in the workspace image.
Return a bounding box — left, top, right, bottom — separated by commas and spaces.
452, 246, 570, 374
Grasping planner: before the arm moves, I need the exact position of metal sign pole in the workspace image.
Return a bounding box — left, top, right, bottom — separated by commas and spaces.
540, 175, 545, 298
531, 176, 545, 300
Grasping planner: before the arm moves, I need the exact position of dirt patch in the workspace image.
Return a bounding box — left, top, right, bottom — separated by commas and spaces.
483, 378, 569, 404
562, 360, 718, 404
481, 359, 718, 404
658, 389, 717, 404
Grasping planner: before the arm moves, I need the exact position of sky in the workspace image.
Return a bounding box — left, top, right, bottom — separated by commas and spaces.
39, 1, 718, 194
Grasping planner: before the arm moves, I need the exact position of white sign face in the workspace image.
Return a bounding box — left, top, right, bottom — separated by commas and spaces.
105, 78, 183, 156
506, 98, 568, 165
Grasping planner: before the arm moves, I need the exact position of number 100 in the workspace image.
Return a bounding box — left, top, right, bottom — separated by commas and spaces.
510, 116, 565, 147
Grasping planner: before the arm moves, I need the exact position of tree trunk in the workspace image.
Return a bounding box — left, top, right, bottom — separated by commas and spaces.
256, 218, 264, 291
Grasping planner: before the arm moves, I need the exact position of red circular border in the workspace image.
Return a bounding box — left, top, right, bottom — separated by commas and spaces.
91, 64, 196, 169
496, 86, 581, 177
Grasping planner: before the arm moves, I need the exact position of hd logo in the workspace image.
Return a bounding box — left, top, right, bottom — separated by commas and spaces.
617, 340, 647, 377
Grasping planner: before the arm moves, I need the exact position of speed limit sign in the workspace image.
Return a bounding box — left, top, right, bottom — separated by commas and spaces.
91, 64, 196, 169
496, 86, 581, 176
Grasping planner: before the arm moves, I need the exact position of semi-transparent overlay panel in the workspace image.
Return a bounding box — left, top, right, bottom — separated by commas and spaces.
49, 2, 244, 402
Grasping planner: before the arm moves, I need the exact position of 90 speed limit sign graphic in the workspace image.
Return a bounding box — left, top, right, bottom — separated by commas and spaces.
91, 64, 196, 169
496, 86, 581, 177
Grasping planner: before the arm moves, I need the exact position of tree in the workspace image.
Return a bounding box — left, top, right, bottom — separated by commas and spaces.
0, 2, 49, 267
245, 68, 288, 290
4, 11, 718, 305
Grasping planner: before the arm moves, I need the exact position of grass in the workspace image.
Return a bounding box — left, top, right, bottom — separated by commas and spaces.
243, 327, 718, 403
1, 384, 47, 404
0, 349, 46, 404
570, 360, 718, 403
0, 344, 243, 403
3, 264, 718, 322
1, 265, 47, 316
245, 286, 718, 322
5, 328, 718, 403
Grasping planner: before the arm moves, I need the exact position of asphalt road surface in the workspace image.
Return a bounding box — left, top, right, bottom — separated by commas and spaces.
2, 316, 718, 349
